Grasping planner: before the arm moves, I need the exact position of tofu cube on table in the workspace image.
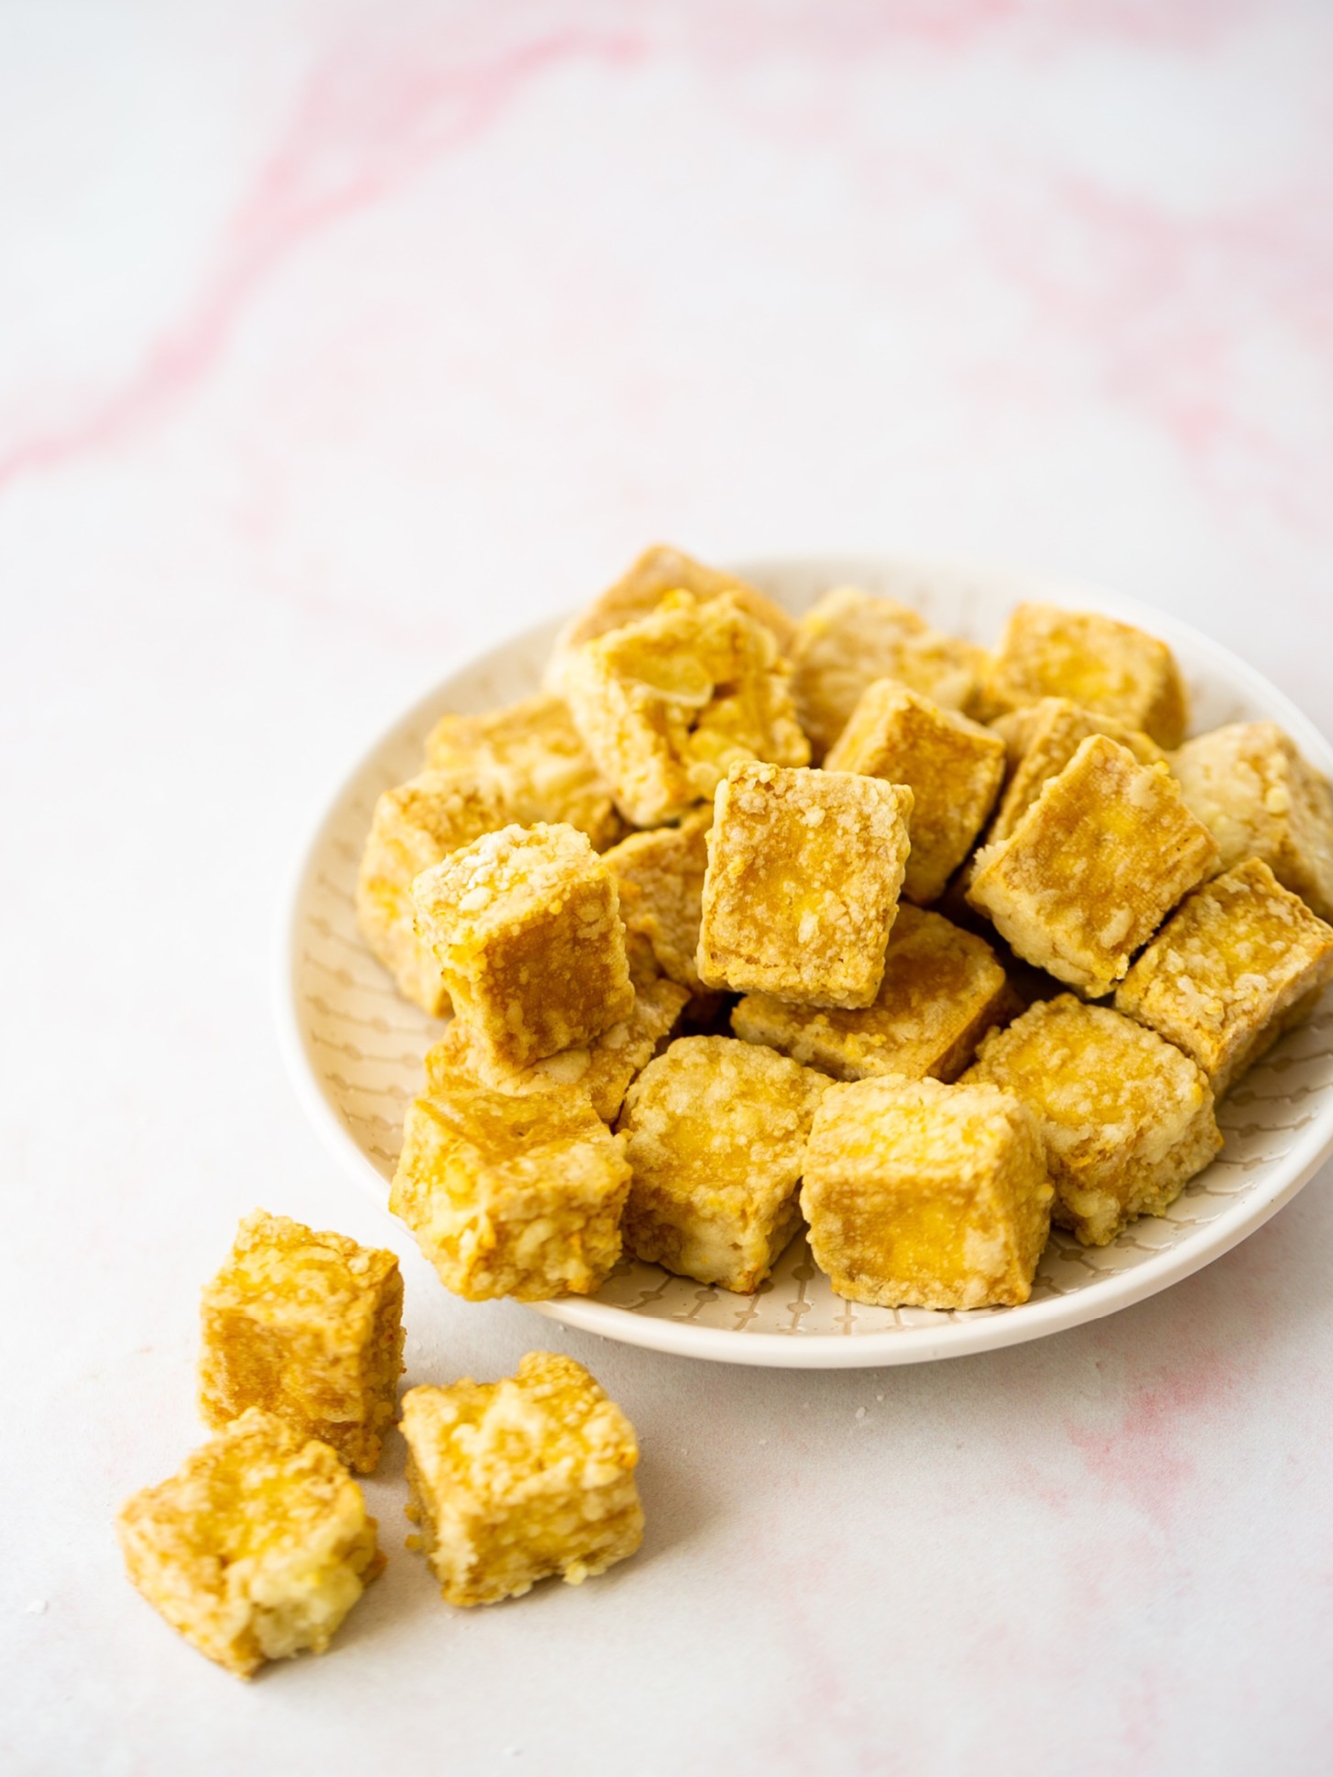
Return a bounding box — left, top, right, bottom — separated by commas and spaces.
199, 1211, 405, 1475
399, 1352, 643, 1607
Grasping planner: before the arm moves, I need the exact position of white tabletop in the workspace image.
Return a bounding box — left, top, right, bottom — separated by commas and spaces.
5, 5, 1331, 1773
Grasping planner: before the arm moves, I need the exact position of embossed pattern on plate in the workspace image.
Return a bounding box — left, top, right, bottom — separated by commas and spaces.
277, 557, 1333, 1367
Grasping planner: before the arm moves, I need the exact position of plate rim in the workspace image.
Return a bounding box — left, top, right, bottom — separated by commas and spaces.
273, 551, 1333, 1368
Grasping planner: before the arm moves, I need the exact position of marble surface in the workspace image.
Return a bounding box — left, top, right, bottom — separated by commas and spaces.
5, 3, 1332, 1772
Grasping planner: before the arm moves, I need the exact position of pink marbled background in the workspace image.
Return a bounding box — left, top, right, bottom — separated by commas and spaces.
4, 3, 1332, 1772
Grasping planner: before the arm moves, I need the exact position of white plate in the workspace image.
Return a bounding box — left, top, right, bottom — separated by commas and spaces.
275, 555, 1333, 1368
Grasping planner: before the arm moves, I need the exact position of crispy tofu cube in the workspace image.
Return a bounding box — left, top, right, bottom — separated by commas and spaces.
199, 1212, 405, 1476
1171, 722, 1333, 922
697, 762, 913, 1008
390, 1073, 631, 1300
563, 592, 809, 827
801, 1076, 1052, 1310
731, 905, 1010, 1083
964, 995, 1222, 1244
356, 769, 509, 1015
424, 695, 620, 850
987, 697, 1167, 848
603, 808, 712, 991
412, 822, 634, 1072
618, 1035, 827, 1292
399, 1353, 643, 1607
986, 603, 1189, 748
1114, 858, 1333, 1095
967, 736, 1218, 996
826, 682, 1006, 903
116, 1409, 383, 1679
426, 975, 689, 1123
788, 586, 990, 758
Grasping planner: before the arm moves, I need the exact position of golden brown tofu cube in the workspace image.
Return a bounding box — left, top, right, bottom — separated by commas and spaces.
412, 822, 634, 1072
987, 697, 1167, 848
563, 592, 809, 827
801, 1076, 1051, 1310
552, 542, 798, 663
355, 769, 508, 1015
1171, 722, 1333, 922
390, 1072, 631, 1300
426, 975, 689, 1124
697, 762, 913, 1008
199, 1212, 405, 1476
1114, 858, 1333, 1096
424, 694, 620, 850
826, 682, 1006, 903
603, 808, 712, 991
731, 905, 1010, 1083
967, 735, 1218, 996
986, 603, 1189, 747
400, 1353, 643, 1607
117, 1409, 383, 1680
964, 995, 1222, 1244
788, 585, 990, 758
618, 1035, 827, 1292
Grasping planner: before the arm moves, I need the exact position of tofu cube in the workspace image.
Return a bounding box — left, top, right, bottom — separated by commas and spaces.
1114, 858, 1333, 1095
1171, 722, 1333, 922
618, 1035, 828, 1292
412, 822, 634, 1071
788, 585, 990, 758
399, 1352, 643, 1607
825, 681, 1006, 903
697, 762, 913, 1008
987, 697, 1166, 848
603, 808, 712, 991
964, 995, 1223, 1244
986, 603, 1189, 748
355, 769, 508, 1015
425, 975, 689, 1124
563, 592, 809, 827
390, 1073, 631, 1300
117, 1409, 383, 1679
967, 735, 1218, 996
424, 694, 620, 850
199, 1212, 405, 1476
801, 1076, 1052, 1310
731, 905, 1011, 1083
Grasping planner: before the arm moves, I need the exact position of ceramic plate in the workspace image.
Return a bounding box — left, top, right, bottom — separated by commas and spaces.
275, 555, 1333, 1367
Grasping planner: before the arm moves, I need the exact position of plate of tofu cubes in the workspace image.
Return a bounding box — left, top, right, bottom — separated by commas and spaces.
278, 548, 1333, 1367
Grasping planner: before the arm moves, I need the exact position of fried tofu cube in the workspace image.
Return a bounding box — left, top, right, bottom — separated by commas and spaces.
1114, 858, 1333, 1095
412, 822, 634, 1072
552, 542, 798, 664
603, 808, 712, 991
1171, 722, 1333, 922
987, 697, 1167, 848
426, 975, 689, 1123
801, 1076, 1051, 1310
825, 682, 1005, 903
117, 1409, 383, 1679
697, 762, 913, 1008
618, 1035, 827, 1292
390, 1073, 631, 1300
356, 769, 509, 1015
199, 1212, 405, 1476
731, 905, 1010, 1083
986, 603, 1189, 748
400, 1353, 643, 1607
563, 592, 809, 827
967, 736, 1218, 996
788, 586, 990, 758
964, 995, 1222, 1244
424, 694, 620, 850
